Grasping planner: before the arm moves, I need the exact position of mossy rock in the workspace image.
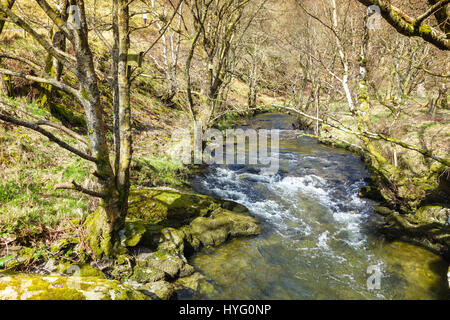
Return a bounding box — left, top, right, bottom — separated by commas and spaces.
128, 188, 249, 228
56, 262, 105, 279
0, 273, 150, 300
132, 266, 166, 284
136, 280, 175, 300
358, 186, 384, 202
1, 247, 35, 270
415, 206, 450, 225
120, 220, 147, 247
135, 251, 187, 279
128, 188, 221, 227
128, 188, 257, 250
174, 272, 216, 299
185, 209, 262, 248
374, 204, 396, 216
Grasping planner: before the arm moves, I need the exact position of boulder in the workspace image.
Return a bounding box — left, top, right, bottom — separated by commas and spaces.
174, 272, 216, 299
125, 188, 261, 254
415, 206, 450, 226
132, 266, 166, 283
135, 250, 190, 279
185, 209, 261, 248
136, 280, 175, 300
0, 272, 150, 300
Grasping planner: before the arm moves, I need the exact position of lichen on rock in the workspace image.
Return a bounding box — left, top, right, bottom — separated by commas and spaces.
0, 272, 150, 300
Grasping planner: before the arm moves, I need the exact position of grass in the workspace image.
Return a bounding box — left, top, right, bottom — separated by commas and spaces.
0, 98, 92, 244
132, 155, 190, 188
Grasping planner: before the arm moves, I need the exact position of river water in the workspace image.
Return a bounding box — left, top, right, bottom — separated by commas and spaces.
189, 113, 449, 300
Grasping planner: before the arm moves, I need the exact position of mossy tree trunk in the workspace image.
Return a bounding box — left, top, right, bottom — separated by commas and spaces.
38, 4, 67, 107
113, 0, 132, 228
0, 0, 133, 258
356, 0, 450, 50
0, 0, 15, 96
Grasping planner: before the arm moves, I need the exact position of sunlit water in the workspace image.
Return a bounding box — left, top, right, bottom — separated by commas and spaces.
189, 113, 449, 300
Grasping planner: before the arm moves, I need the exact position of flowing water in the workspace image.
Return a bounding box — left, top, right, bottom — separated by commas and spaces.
188, 113, 450, 300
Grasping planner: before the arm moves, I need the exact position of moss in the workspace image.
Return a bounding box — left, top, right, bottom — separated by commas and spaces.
0, 273, 150, 300
121, 220, 146, 247
137, 280, 175, 300
83, 207, 113, 258
81, 87, 89, 100
49, 103, 86, 128
127, 188, 219, 228
185, 209, 261, 248
57, 262, 106, 278
374, 204, 395, 216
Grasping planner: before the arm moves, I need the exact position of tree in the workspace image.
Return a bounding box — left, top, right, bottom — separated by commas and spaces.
183, 0, 251, 128
0, 0, 15, 95
0, 0, 132, 258
356, 0, 450, 50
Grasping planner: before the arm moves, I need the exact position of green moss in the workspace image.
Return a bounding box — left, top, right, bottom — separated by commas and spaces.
0, 273, 150, 300
84, 207, 113, 258
57, 262, 106, 278
81, 88, 89, 100
121, 220, 146, 247
127, 188, 219, 227
49, 103, 86, 128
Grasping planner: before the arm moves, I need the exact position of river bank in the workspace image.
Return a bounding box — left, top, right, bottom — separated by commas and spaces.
0, 187, 262, 300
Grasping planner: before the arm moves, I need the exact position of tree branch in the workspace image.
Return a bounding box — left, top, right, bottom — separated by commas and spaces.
35, 119, 89, 146
272, 104, 450, 167
0, 68, 82, 101
0, 3, 76, 72
356, 0, 449, 50
54, 180, 105, 198
0, 107, 96, 163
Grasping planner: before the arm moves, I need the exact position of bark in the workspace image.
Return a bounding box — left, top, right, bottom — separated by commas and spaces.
0, 0, 128, 257
330, 0, 355, 113
0, 0, 15, 96
356, 0, 450, 50
115, 0, 132, 222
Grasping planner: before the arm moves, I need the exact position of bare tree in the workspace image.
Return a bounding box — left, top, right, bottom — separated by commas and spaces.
0, 0, 133, 257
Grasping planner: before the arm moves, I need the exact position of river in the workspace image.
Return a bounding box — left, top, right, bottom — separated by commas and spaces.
188, 113, 449, 300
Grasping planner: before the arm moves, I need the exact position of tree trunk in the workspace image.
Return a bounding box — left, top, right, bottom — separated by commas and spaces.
0, 0, 15, 96
116, 0, 132, 220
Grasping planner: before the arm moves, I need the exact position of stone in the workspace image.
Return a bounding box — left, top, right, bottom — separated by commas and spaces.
120, 220, 147, 247
174, 272, 215, 298
132, 266, 166, 283
415, 206, 450, 226
0, 273, 150, 300
56, 262, 106, 279
1, 247, 35, 270
374, 204, 395, 216
186, 209, 261, 248
137, 280, 175, 300
136, 251, 186, 279
127, 188, 261, 252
